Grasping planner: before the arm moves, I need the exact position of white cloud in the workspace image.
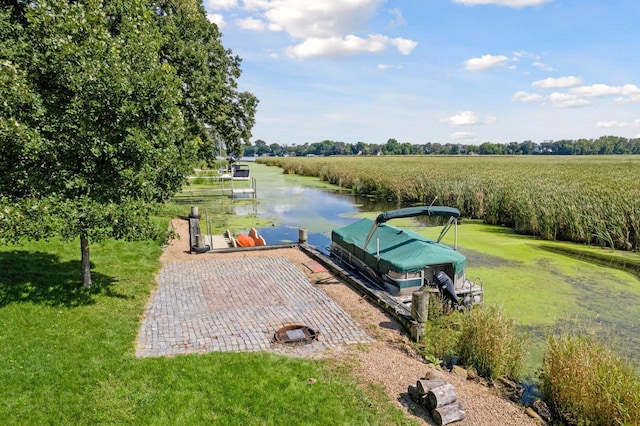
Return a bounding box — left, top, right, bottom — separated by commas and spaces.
453, 0, 552, 7
512, 91, 544, 103
263, 0, 384, 39
241, 0, 269, 11
237, 16, 267, 31
596, 121, 629, 128
532, 62, 555, 72
465, 54, 509, 71
512, 50, 540, 60
450, 131, 477, 141
616, 95, 640, 103
518, 81, 640, 108
442, 111, 479, 126
532, 76, 582, 89
378, 64, 403, 70
571, 83, 640, 98
548, 92, 590, 108
286, 34, 414, 59
207, 13, 226, 28
388, 8, 407, 28
206, 0, 238, 10
218, 0, 416, 59
389, 38, 418, 55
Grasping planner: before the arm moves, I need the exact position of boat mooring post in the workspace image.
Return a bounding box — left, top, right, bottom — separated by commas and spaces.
411, 290, 429, 341
298, 228, 308, 244
188, 206, 201, 254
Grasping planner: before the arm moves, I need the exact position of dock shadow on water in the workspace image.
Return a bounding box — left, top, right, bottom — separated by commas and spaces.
0, 251, 116, 307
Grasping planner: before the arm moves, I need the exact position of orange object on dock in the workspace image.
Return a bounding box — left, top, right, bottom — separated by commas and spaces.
236, 234, 256, 247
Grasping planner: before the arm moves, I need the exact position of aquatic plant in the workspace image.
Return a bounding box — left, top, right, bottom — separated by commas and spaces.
260, 156, 640, 251
456, 305, 528, 381
539, 334, 640, 425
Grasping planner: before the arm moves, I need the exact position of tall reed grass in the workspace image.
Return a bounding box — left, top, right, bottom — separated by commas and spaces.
419, 302, 527, 382
538, 334, 640, 425
261, 156, 640, 251
457, 305, 528, 380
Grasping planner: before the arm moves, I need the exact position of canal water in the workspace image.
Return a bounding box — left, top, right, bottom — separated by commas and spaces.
185, 161, 640, 373
232, 162, 393, 252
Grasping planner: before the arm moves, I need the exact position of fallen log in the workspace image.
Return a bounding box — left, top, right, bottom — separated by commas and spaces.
431, 402, 466, 426
426, 383, 458, 410
416, 379, 447, 396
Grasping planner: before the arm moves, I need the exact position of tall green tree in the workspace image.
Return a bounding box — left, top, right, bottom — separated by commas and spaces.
0, 0, 200, 286
152, 0, 258, 163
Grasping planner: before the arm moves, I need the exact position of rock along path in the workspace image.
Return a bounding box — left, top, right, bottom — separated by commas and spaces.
136, 256, 373, 358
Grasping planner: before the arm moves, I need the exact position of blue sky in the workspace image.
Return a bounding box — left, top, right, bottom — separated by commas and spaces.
204, 0, 640, 145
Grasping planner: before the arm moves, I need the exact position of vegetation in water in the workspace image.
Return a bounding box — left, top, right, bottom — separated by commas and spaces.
456, 305, 529, 381
259, 156, 640, 251
538, 334, 640, 425
419, 301, 528, 382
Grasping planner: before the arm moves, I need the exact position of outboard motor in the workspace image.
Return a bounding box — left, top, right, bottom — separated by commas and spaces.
435, 271, 461, 304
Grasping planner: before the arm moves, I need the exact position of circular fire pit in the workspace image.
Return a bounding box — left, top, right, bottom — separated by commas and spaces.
273, 324, 319, 345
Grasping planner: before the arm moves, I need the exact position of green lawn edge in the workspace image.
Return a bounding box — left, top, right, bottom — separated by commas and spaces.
0, 215, 416, 425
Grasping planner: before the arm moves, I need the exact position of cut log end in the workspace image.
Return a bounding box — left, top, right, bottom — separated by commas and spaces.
416, 379, 447, 396
426, 383, 458, 410
432, 402, 466, 426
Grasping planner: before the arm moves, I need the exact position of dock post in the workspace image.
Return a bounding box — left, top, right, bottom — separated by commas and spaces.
298, 228, 308, 244
252, 177, 257, 199
411, 290, 429, 341
188, 206, 201, 254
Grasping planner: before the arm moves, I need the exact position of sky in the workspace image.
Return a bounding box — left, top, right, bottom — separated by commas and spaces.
203, 0, 640, 146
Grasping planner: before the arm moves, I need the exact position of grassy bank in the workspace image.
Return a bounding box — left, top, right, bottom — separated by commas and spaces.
0, 218, 414, 425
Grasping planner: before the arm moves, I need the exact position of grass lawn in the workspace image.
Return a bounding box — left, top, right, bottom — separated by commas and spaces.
0, 219, 415, 425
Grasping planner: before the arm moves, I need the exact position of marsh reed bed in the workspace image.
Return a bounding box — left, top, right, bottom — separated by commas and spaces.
261, 155, 640, 423
260, 156, 640, 251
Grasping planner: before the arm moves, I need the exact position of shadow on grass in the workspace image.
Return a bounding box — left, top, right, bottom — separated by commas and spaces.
0, 250, 116, 308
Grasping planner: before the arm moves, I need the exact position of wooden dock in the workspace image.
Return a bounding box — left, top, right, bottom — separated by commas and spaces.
181, 176, 257, 198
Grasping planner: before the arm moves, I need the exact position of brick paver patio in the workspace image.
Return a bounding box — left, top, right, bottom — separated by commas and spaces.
136, 256, 373, 358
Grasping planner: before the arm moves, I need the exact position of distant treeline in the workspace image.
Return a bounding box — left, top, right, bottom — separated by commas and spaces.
244, 135, 640, 157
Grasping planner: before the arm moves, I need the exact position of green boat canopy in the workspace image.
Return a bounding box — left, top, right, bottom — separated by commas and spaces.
332, 218, 466, 276
375, 206, 460, 224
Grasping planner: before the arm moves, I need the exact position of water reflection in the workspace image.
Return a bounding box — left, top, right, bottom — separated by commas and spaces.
229, 164, 398, 250
181, 162, 640, 372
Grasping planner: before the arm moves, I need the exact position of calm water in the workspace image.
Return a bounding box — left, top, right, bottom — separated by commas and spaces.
232, 163, 394, 252
184, 161, 640, 372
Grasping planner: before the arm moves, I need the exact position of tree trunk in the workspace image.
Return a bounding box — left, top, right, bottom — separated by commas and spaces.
81, 233, 92, 287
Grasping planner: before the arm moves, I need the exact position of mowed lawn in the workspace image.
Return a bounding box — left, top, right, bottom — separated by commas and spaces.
0, 225, 414, 425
